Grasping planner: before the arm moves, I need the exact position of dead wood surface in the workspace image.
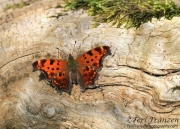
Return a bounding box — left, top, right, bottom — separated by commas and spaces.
0, 0, 180, 129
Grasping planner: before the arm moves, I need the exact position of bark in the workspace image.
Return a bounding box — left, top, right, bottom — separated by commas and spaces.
0, 0, 180, 129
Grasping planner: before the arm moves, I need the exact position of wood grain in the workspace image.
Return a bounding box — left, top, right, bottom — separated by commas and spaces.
0, 0, 180, 128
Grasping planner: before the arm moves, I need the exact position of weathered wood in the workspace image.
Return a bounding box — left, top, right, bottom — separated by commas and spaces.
0, 0, 180, 129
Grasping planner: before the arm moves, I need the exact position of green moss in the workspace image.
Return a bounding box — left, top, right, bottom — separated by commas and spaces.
170, 85, 180, 92
4, 2, 30, 11
18, 2, 25, 8
4, 4, 12, 11
64, 0, 180, 28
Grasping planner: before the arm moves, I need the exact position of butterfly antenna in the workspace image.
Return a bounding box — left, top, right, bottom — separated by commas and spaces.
57, 47, 68, 59
71, 41, 77, 56
57, 47, 60, 59
77, 43, 83, 57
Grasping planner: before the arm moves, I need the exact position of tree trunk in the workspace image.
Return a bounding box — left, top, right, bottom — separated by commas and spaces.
0, 0, 180, 129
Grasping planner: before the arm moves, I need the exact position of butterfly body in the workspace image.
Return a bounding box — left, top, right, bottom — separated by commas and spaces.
32, 46, 111, 92
67, 54, 78, 72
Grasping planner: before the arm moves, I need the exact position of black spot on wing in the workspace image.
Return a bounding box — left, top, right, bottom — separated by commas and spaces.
40, 59, 46, 67
94, 46, 111, 55
87, 50, 93, 56
94, 46, 111, 69
85, 66, 89, 71
32, 59, 47, 72
103, 46, 111, 55
94, 47, 102, 54
32, 61, 38, 71
59, 72, 62, 77
32, 61, 38, 67
50, 59, 55, 65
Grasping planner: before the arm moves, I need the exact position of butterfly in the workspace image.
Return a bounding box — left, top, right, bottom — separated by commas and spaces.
32, 46, 111, 92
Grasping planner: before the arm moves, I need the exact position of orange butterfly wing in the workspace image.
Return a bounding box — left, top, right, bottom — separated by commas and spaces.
76, 46, 111, 90
32, 59, 71, 91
